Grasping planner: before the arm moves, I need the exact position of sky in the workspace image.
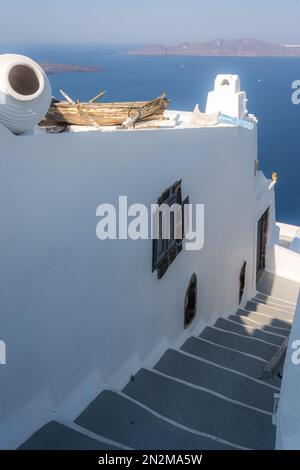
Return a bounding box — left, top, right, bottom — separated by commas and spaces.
1, 0, 300, 45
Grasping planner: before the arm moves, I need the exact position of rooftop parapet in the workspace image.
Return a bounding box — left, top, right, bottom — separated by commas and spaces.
0, 53, 254, 135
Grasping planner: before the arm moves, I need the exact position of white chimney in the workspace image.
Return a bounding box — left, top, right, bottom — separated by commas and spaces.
205, 74, 248, 119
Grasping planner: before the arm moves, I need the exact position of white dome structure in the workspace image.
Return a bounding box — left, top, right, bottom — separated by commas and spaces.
0, 54, 51, 134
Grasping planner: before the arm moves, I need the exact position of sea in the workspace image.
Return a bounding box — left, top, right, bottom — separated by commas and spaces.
2, 43, 300, 225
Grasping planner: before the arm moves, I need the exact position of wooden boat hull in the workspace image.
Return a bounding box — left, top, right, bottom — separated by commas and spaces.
40, 96, 169, 127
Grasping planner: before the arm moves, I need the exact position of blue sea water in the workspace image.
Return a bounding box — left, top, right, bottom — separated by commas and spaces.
2, 44, 300, 225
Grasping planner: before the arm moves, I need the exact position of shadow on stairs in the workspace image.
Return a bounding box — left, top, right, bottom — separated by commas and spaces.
20, 273, 299, 450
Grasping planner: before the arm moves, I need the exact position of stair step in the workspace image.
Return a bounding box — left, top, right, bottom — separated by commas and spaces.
200, 326, 278, 361
154, 349, 277, 412
236, 309, 292, 330
75, 390, 233, 450
245, 301, 294, 322
123, 369, 275, 449
256, 272, 300, 304
19, 421, 121, 450
215, 318, 285, 346
182, 337, 268, 376
228, 315, 290, 336
253, 294, 295, 311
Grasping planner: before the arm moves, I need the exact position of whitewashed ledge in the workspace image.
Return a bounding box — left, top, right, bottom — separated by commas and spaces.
277, 222, 300, 247
276, 292, 300, 449
267, 223, 300, 284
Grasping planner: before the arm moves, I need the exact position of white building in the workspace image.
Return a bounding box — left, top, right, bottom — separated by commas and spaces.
0, 60, 299, 450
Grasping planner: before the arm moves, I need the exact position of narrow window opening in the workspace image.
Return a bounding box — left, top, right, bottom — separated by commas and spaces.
184, 274, 197, 329
256, 208, 269, 283
239, 261, 247, 304
221, 79, 230, 86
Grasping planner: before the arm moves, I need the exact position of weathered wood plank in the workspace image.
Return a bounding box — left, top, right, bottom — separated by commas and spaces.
40, 93, 170, 127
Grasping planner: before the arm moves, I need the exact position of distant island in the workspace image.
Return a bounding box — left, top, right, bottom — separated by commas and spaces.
40, 63, 104, 75
128, 38, 300, 57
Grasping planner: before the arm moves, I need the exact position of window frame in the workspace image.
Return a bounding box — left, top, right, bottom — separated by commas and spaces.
152, 180, 188, 279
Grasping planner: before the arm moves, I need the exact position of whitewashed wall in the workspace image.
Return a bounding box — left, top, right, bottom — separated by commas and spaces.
256, 170, 277, 281
270, 245, 300, 284
0, 121, 259, 448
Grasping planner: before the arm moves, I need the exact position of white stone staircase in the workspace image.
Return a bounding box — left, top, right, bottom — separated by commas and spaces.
20, 273, 299, 450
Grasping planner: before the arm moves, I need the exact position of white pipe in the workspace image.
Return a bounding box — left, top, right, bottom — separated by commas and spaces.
0, 54, 51, 134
